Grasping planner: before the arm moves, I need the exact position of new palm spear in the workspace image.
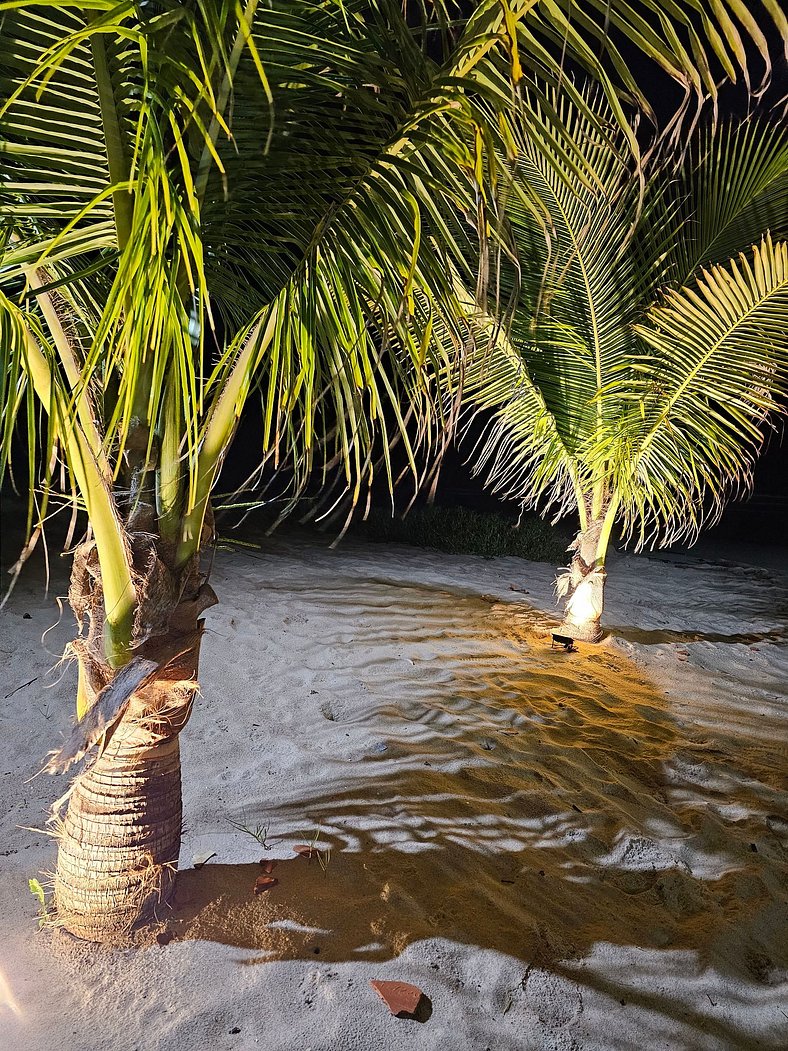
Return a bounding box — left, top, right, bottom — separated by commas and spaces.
464, 93, 788, 642
0, 0, 780, 941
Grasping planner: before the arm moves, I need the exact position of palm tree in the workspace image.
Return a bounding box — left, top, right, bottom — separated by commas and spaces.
0, 1, 780, 942
461, 89, 788, 642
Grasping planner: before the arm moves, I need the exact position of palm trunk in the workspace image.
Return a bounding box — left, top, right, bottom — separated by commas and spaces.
54, 700, 186, 941
557, 517, 607, 643
54, 542, 215, 942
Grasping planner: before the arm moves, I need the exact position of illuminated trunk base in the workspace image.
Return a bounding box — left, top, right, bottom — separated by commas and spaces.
558, 518, 607, 643
55, 722, 183, 942
54, 606, 206, 943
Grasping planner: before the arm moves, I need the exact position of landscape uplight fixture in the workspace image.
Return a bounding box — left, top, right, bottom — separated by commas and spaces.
551, 633, 576, 653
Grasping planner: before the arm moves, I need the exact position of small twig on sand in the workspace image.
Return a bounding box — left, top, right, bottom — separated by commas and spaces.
230, 820, 272, 850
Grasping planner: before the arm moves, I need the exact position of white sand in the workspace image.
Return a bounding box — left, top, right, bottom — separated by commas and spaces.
1, 534, 786, 1050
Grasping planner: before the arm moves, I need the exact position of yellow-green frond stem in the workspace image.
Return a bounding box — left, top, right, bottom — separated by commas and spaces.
87, 20, 133, 250
595, 492, 621, 568
175, 305, 279, 569
21, 325, 136, 669
23, 263, 108, 473
157, 377, 184, 546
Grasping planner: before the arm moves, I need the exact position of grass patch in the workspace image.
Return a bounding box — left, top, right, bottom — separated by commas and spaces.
361, 505, 569, 563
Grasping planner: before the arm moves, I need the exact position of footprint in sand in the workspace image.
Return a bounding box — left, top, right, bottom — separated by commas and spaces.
320, 699, 350, 722
522, 967, 583, 1027
319, 697, 359, 723
655, 870, 708, 918
299, 968, 337, 1010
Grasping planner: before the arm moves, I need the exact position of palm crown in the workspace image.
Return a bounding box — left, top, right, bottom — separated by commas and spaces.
462, 89, 788, 639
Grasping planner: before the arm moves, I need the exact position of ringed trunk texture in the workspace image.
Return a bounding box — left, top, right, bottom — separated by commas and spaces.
54, 568, 215, 942
55, 705, 185, 941
558, 518, 606, 643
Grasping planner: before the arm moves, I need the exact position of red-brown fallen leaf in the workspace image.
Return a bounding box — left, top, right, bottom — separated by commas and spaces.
253, 876, 278, 895
293, 844, 320, 859
260, 859, 278, 873
370, 979, 425, 1018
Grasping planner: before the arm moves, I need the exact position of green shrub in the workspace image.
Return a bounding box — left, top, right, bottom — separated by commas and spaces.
361, 505, 569, 562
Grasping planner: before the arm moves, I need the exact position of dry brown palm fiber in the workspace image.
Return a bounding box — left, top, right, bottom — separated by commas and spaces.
45, 656, 158, 774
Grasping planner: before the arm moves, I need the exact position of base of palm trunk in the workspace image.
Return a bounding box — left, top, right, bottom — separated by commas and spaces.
52, 531, 215, 942
556, 618, 603, 644
558, 537, 607, 645
54, 732, 182, 942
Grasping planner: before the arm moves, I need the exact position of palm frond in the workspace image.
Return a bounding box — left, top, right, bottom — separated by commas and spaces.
626, 234, 788, 545
0, 6, 114, 232
506, 87, 640, 443
644, 119, 788, 291
461, 305, 584, 520
457, 86, 641, 519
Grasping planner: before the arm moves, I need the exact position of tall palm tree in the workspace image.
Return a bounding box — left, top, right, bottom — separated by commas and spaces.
0, 0, 780, 942
461, 89, 788, 642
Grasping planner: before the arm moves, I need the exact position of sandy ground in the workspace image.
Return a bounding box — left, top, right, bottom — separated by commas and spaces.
0, 532, 786, 1051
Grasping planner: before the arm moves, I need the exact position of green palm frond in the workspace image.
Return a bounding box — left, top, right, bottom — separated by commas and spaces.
462, 307, 584, 521
0, 7, 112, 212
461, 81, 788, 554
626, 234, 788, 545
684, 121, 788, 273
507, 88, 640, 442
460, 86, 642, 519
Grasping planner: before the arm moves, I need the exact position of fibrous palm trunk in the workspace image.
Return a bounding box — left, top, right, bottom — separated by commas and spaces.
55, 697, 187, 941
557, 517, 607, 643
52, 536, 215, 942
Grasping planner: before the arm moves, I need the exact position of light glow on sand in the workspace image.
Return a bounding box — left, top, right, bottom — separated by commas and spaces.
0, 966, 23, 1020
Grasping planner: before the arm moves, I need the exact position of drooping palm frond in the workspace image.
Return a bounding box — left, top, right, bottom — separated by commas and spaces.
642, 118, 788, 293
0, 7, 114, 232
187, 3, 485, 532
472, 0, 784, 140
462, 308, 584, 522
625, 234, 788, 545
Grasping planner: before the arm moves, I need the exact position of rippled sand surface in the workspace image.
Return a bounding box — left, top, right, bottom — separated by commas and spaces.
1, 535, 786, 1050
